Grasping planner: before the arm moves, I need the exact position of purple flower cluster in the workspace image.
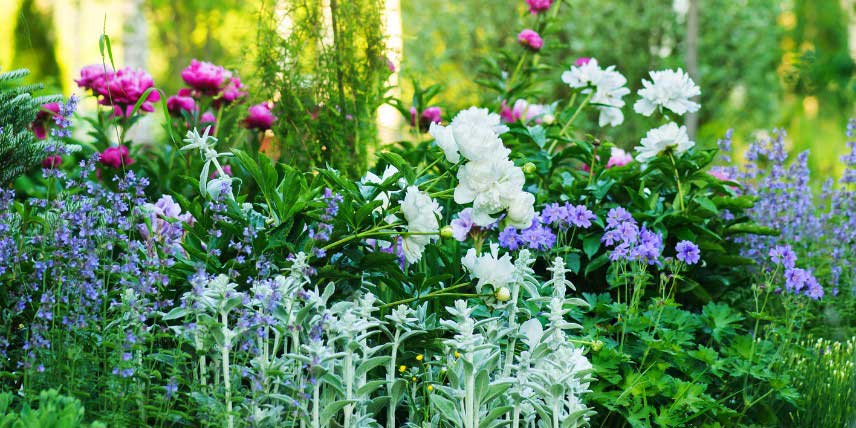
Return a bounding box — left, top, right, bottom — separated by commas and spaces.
450, 208, 497, 242
675, 240, 701, 265
541, 202, 597, 229
499, 215, 556, 251
0, 158, 179, 379
601, 207, 663, 265
724, 123, 856, 298
499, 203, 597, 252
769, 245, 823, 299
307, 188, 342, 257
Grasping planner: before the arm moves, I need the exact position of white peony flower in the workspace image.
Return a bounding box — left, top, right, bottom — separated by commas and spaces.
633, 68, 701, 117
428, 121, 461, 163
505, 191, 536, 229
461, 243, 516, 290
454, 157, 526, 226
451, 106, 509, 136
399, 186, 442, 263
360, 165, 402, 211
561, 58, 604, 89
428, 107, 509, 163
562, 59, 629, 127
634, 122, 695, 163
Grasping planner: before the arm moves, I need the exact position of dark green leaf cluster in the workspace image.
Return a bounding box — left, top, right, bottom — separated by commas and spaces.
0, 68, 62, 186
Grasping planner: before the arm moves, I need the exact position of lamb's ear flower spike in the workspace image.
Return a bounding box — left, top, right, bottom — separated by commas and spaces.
181, 126, 236, 199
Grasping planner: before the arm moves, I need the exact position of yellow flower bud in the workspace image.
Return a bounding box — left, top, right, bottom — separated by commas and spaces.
399, 365, 407, 373
454, 351, 461, 359
416, 354, 424, 361
427, 385, 434, 392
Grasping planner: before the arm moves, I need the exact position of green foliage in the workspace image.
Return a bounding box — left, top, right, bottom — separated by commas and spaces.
784, 337, 856, 427
0, 389, 104, 428
0, 68, 62, 186
579, 291, 799, 427
256, 0, 391, 177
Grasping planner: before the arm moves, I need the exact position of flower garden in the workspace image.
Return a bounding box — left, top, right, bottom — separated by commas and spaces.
0, 0, 854, 427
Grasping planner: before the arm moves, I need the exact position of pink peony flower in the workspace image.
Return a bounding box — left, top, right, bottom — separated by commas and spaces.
200, 111, 217, 133
201, 111, 216, 124
216, 77, 247, 106
167, 92, 197, 115
517, 29, 543, 52
709, 167, 732, 182
41, 155, 62, 169
100, 145, 134, 169
500, 99, 545, 124
526, 0, 553, 14
410, 106, 443, 132
181, 60, 231, 94
244, 103, 277, 131
210, 164, 232, 179
583, 147, 633, 172
100, 68, 161, 118
574, 57, 591, 67
31, 102, 61, 140
75, 64, 111, 94
606, 147, 633, 168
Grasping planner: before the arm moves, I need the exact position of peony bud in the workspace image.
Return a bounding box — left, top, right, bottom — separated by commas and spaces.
523, 162, 537, 175
439, 225, 454, 239
494, 286, 511, 302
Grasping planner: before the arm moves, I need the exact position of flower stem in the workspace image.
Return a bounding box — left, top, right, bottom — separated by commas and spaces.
669, 152, 686, 212
381, 282, 471, 308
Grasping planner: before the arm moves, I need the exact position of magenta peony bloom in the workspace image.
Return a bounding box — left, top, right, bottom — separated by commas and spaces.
210, 164, 232, 179
200, 111, 217, 133
386, 58, 396, 72
75, 64, 111, 94
167, 92, 197, 115
100, 68, 160, 118
181, 60, 231, 94
201, 111, 216, 124
517, 29, 543, 51
31, 102, 61, 140
574, 57, 591, 67
500, 99, 545, 124
100, 145, 134, 169
244, 103, 277, 131
410, 106, 443, 132
217, 77, 247, 106
41, 155, 62, 169
526, 0, 553, 14
583, 147, 633, 172
606, 147, 633, 168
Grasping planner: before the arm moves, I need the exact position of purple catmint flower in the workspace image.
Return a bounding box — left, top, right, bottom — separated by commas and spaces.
675, 240, 700, 265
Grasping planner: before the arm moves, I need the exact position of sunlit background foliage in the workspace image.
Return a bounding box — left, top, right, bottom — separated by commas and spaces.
0, 0, 853, 174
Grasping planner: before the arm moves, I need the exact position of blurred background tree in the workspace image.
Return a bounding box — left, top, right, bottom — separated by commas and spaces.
12, 0, 62, 90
